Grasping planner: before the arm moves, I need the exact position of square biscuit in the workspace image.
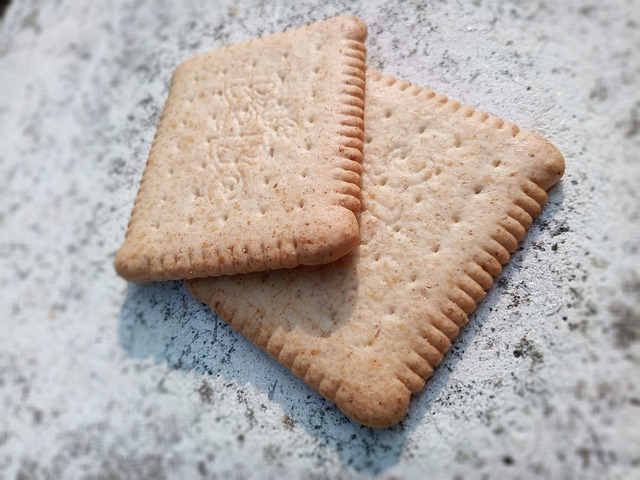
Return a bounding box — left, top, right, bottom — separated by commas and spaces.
115, 16, 367, 281
187, 69, 565, 427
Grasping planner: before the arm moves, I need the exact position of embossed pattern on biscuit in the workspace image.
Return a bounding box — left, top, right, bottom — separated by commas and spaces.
187, 68, 565, 428
115, 16, 367, 281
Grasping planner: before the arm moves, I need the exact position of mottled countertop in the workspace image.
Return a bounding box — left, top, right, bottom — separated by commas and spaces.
1, 1, 639, 479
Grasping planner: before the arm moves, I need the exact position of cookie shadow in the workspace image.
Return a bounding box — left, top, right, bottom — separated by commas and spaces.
119, 276, 413, 476
118, 184, 564, 477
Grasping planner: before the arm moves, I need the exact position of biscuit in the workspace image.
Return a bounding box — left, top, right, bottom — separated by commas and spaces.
187, 69, 565, 427
115, 16, 367, 281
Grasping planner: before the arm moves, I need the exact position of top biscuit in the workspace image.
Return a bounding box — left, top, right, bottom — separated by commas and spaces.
115, 16, 367, 281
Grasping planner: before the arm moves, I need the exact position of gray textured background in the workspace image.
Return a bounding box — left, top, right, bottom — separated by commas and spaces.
1, 1, 639, 479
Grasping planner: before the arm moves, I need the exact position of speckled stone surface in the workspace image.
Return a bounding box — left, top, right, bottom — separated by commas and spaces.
1, 1, 638, 479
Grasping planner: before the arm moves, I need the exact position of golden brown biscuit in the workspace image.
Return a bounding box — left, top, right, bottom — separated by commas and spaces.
187, 68, 565, 427
115, 16, 367, 281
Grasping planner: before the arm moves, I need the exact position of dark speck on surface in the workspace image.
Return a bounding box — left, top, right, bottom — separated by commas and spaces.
512, 337, 544, 366
198, 379, 214, 404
